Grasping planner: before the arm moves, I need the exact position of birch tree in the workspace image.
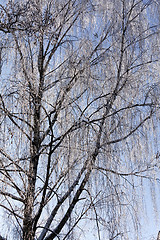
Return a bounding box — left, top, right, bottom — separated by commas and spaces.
0, 0, 160, 239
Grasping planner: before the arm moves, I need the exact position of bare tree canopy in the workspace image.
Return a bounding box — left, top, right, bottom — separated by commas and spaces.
0, 0, 160, 239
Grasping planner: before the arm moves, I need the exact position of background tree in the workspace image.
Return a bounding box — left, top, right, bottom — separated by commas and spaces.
0, 0, 160, 239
